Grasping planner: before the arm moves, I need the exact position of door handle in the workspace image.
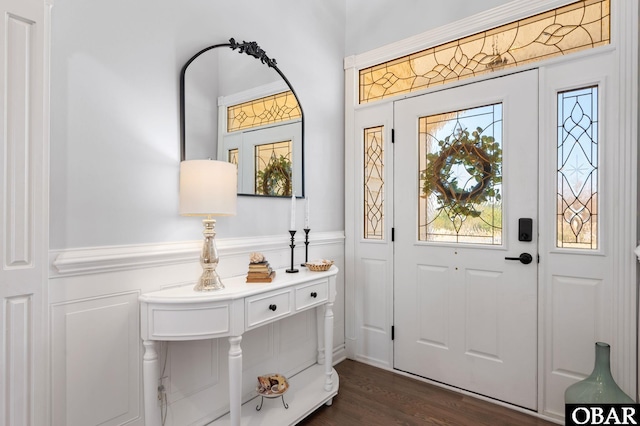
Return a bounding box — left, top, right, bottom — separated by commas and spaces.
505, 253, 533, 264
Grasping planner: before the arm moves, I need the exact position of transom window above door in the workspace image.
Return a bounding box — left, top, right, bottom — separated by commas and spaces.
359, 0, 610, 103
227, 90, 301, 132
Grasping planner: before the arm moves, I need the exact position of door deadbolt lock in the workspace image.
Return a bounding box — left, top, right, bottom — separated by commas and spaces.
505, 253, 533, 265
518, 218, 533, 242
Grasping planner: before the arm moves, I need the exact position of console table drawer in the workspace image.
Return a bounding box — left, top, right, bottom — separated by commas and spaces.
295, 280, 329, 311
246, 290, 292, 329
148, 302, 231, 340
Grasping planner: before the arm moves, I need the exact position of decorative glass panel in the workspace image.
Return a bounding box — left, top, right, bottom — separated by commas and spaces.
364, 126, 384, 239
419, 104, 502, 244
557, 87, 598, 249
360, 0, 609, 103
228, 148, 238, 165
255, 141, 292, 196
228, 90, 301, 132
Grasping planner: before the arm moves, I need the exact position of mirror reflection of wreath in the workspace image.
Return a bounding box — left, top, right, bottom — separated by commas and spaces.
256, 155, 292, 196
421, 127, 502, 218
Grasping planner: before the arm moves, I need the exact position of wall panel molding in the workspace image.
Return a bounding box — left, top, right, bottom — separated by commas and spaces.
3, 14, 35, 268
50, 292, 141, 426
3, 295, 32, 426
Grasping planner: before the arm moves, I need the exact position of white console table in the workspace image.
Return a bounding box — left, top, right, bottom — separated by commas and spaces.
139, 266, 339, 426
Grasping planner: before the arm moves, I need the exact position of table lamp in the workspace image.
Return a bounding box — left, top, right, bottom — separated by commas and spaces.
180, 160, 237, 291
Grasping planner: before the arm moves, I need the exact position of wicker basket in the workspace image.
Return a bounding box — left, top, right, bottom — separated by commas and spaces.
305, 260, 334, 272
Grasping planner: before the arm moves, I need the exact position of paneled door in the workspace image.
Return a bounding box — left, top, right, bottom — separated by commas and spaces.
393, 70, 538, 409
1, 0, 49, 424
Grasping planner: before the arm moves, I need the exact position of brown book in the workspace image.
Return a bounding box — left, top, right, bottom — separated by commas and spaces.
248, 265, 271, 271
247, 268, 273, 277
246, 271, 276, 283
247, 272, 272, 278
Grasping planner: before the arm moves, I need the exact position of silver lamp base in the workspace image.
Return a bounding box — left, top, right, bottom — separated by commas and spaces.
194, 217, 224, 291
194, 270, 224, 291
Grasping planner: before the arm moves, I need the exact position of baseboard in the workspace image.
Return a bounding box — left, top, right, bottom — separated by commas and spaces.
332, 344, 347, 366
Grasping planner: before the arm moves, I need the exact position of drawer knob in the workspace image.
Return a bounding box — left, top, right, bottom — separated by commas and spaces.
310, 292, 318, 298
269, 304, 277, 311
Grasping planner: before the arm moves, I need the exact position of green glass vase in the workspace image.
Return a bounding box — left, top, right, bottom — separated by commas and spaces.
564, 342, 634, 404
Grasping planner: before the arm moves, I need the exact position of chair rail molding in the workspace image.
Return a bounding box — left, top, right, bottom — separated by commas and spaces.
50, 231, 345, 277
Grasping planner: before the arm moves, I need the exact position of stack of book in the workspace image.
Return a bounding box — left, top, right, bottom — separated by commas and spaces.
246, 261, 275, 283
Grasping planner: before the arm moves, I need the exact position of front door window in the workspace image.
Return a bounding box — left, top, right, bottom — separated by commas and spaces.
419, 104, 503, 244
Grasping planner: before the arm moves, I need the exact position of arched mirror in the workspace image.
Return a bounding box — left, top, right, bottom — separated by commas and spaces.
180, 38, 304, 197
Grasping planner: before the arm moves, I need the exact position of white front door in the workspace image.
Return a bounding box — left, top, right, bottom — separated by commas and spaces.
393, 70, 538, 409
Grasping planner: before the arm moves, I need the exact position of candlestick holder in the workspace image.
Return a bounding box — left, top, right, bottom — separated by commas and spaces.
301, 228, 310, 266
286, 230, 299, 273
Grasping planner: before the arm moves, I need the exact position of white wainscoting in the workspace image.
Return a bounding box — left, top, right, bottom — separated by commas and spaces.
49, 231, 345, 426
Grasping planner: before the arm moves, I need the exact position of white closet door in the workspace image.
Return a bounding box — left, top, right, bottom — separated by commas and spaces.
0, 0, 49, 425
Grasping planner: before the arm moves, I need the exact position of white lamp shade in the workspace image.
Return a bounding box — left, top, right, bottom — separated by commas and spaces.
179, 160, 237, 216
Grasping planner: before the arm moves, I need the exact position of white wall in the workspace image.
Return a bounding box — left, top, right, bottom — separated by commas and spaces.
48, 2, 348, 424
49, 0, 520, 249
50, 0, 346, 249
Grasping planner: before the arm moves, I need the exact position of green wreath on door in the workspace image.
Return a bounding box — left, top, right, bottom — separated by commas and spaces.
256, 155, 292, 196
421, 127, 502, 218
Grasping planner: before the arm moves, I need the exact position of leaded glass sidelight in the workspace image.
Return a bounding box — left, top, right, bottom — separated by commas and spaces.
419, 104, 503, 244
228, 91, 301, 132
228, 148, 239, 165
557, 87, 598, 249
255, 141, 292, 196
359, 0, 609, 103
364, 126, 384, 239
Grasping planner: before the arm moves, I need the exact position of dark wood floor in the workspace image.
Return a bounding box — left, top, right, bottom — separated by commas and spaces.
299, 360, 557, 426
